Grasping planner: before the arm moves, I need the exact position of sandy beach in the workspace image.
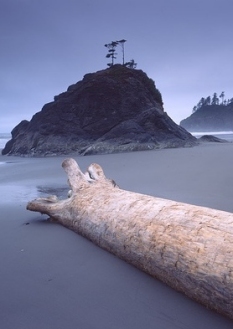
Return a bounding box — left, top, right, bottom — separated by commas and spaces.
0, 142, 233, 328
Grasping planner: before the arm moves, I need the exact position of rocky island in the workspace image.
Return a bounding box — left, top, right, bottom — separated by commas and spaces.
3, 65, 196, 156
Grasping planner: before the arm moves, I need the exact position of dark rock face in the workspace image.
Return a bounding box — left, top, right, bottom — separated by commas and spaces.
3, 65, 196, 156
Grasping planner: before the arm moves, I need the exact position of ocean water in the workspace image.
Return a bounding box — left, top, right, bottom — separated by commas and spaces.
0, 133, 11, 149
191, 131, 233, 142
0, 131, 233, 151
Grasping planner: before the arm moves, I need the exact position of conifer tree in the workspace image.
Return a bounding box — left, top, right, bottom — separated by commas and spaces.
125, 59, 137, 69
104, 41, 118, 67
117, 39, 127, 65
219, 91, 225, 105
211, 93, 219, 105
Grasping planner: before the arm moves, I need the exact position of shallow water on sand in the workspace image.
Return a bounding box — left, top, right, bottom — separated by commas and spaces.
1, 184, 69, 205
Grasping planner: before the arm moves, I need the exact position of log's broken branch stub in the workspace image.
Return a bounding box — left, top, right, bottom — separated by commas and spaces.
27, 158, 233, 319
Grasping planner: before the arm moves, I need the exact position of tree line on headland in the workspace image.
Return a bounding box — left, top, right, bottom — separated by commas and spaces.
180, 91, 233, 131
192, 92, 233, 113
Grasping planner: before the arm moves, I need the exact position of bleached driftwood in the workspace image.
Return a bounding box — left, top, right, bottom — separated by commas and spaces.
27, 158, 233, 319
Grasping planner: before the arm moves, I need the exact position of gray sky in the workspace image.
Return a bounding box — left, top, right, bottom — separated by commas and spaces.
1, 0, 233, 132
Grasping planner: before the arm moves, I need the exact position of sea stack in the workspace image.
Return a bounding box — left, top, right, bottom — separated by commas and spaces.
3, 65, 196, 156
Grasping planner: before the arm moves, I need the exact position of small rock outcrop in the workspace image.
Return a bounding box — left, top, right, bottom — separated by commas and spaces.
3, 65, 196, 156
198, 135, 228, 143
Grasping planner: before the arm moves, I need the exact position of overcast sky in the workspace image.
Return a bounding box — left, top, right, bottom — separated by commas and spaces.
1, 0, 232, 132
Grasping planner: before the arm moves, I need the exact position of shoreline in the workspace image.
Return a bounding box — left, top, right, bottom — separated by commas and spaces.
1, 142, 233, 211
1, 142, 233, 328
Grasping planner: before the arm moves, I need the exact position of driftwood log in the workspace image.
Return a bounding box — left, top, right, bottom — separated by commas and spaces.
27, 158, 233, 319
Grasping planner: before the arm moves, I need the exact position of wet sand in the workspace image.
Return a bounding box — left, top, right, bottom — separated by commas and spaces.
0, 142, 233, 328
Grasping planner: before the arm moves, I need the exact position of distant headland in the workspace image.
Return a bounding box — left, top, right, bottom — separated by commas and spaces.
180, 92, 233, 132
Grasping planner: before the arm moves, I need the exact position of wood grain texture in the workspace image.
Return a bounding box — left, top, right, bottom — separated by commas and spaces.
27, 158, 233, 319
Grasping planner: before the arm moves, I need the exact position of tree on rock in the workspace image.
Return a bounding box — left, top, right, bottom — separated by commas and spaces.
125, 59, 137, 69
104, 39, 137, 68
117, 39, 127, 65
104, 41, 118, 67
